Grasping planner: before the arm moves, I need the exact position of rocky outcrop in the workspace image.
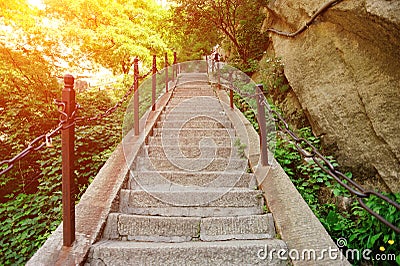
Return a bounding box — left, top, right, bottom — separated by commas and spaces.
263, 0, 400, 192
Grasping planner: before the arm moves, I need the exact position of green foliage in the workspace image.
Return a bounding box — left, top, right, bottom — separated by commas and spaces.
229, 58, 262, 75
234, 138, 247, 158
0, 81, 129, 264
273, 124, 400, 265
0, 3, 61, 200
171, 6, 221, 61
173, 0, 269, 68
258, 56, 289, 93
43, 0, 170, 74
232, 92, 259, 132
0, 176, 62, 264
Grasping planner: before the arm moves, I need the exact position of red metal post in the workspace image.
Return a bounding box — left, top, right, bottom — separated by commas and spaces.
134, 58, 139, 135
62, 74, 76, 247
152, 55, 156, 111
165, 52, 168, 93
216, 55, 221, 90
173, 52, 177, 80
230, 90, 234, 109
229, 71, 234, 109
256, 84, 269, 166
206, 55, 209, 75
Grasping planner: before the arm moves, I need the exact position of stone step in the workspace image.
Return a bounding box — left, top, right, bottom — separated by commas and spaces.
176, 78, 209, 82
154, 128, 236, 138
159, 116, 230, 126
129, 171, 256, 188
134, 157, 247, 172
162, 109, 227, 114
172, 93, 213, 97
171, 92, 215, 95
171, 89, 214, 93
172, 90, 213, 95
165, 105, 224, 112
103, 213, 275, 242
174, 84, 209, 87
149, 135, 233, 146
119, 188, 264, 216
103, 213, 201, 242
169, 94, 221, 101
143, 145, 240, 159
157, 119, 232, 129
200, 214, 276, 241
177, 75, 209, 80
160, 113, 229, 121
172, 91, 215, 96
87, 239, 287, 265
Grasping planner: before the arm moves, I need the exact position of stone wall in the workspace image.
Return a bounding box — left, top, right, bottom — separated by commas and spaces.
263, 0, 400, 192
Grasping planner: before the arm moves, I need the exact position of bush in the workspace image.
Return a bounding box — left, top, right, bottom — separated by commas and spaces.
0, 81, 129, 265
274, 126, 400, 265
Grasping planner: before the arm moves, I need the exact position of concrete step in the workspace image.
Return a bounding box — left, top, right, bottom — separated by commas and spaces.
178, 76, 209, 82
134, 157, 248, 172
129, 171, 256, 189
165, 108, 221, 114
170, 90, 214, 94
170, 96, 215, 101
149, 135, 233, 146
172, 87, 213, 92
154, 128, 236, 138
103, 213, 201, 242
172, 91, 215, 96
173, 89, 215, 96
172, 85, 211, 88
200, 214, 276, 241
103, 213, 275, 242
160, 112, 229, 121
165, 105, 224, 112
169, 94, 216, 99
177, 75, 209, 81
143, 145, 240, 159
119, 188, 264, 216
157, 119, 232, 129
162, 109, 228, 115
87, 239, 288, 265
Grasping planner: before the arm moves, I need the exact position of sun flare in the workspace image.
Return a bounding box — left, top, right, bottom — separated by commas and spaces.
27, 0, 45, 9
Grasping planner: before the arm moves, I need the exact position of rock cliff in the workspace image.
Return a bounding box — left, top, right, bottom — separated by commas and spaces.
263, 0, 400, 192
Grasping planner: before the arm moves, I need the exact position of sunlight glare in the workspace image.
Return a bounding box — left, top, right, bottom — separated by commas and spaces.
28, 0, 45, 9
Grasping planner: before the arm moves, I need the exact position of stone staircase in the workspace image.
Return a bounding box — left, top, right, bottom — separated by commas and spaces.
85, 73, 287, 265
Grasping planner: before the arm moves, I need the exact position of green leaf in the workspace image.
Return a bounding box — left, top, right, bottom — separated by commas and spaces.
369, 233, 382, 247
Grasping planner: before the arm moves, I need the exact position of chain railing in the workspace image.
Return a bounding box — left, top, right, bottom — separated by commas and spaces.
0, 52, 179, 246
208, 59, 400, 234
0, 125, 63, 176
265, 0, 344, 38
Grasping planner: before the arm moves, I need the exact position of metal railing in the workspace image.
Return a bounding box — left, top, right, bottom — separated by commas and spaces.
0, 52, 178, 246
208, 57, 400, 234
266, 0, 344, 38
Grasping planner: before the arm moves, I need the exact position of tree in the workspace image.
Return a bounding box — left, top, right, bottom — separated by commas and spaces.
0, 1, 62, 202
173, 0, 269, 67
170, 4, 221, 61
43, 0, 171, 74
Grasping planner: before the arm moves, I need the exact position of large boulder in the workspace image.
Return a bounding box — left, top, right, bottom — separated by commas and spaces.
263, 0, 400, 192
